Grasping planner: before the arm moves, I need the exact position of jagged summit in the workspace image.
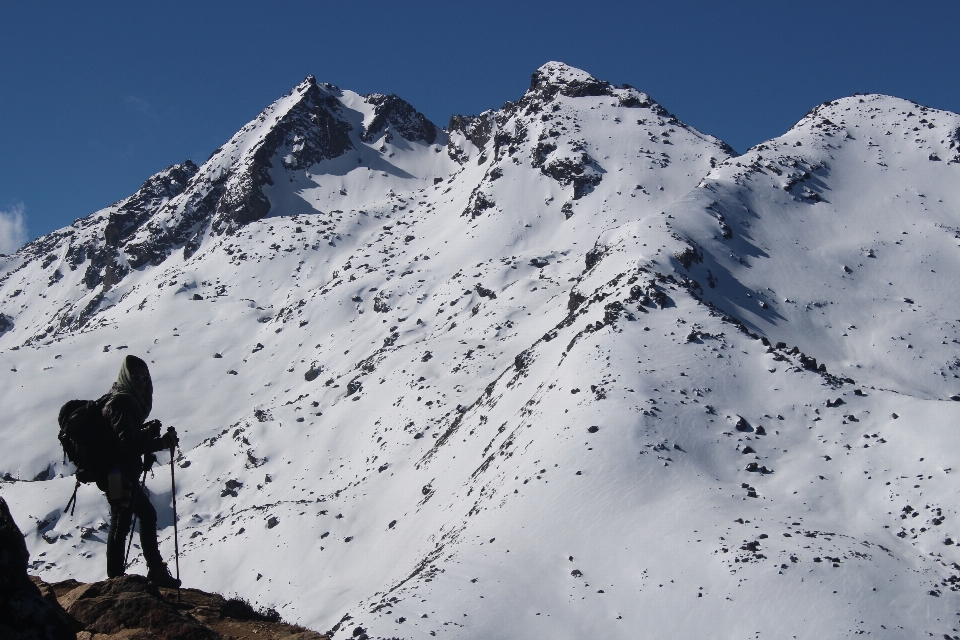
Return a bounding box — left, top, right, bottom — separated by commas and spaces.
528, 61, 612, 99
531, 61, 603, 88
297, 74, 319, 89
445, 61, 733, 219
290, 73, 344, 100
360, 93, 439, 145
525, 61, 667, 110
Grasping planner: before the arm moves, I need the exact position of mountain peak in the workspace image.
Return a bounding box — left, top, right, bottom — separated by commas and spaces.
533, 61, 598, 84
528, 61, 611, 99
295, 74, 323, 92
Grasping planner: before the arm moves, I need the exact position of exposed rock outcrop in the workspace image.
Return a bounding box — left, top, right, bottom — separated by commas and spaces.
30, 575, 330, 640
361, 93, 438, 145
81, 161, 199, 290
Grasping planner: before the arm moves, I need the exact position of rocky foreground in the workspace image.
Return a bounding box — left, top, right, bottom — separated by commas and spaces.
2, 496, 331, 640
27, 576, 330, 640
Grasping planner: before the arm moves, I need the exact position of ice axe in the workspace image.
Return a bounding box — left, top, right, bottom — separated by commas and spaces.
167, 427, 181, 602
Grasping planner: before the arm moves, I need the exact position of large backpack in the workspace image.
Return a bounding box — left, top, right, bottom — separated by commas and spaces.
58, 397, 119, 484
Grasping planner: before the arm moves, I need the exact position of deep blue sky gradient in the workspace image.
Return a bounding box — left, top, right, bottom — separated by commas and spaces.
2, 0, 958, 243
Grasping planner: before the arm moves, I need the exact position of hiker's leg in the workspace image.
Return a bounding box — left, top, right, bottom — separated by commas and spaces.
106, 496, 133, 578
129, 483, 162, 569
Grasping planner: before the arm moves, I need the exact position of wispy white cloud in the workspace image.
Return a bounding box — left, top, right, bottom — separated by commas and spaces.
0, 203, 28, 255
125, 95, 158, 120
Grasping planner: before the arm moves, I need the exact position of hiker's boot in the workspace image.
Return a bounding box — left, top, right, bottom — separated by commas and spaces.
147, 562, 181, 588
106, 551, 126, 578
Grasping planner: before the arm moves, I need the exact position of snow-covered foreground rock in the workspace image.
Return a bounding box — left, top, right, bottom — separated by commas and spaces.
2, 63, 960, 638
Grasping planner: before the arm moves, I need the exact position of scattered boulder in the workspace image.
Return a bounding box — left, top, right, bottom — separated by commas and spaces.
584, 247, 604, 271
221, 479, 243, 498
475, 284, 497, 300
567, 291, 586, 312
745, 463, 773, 474
346, 378, 363, 396
0, 313, 14, 336
673, 245, 702, 269
373, 291, 391, 313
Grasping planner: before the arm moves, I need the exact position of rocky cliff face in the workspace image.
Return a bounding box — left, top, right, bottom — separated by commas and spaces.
81, 162, 200, 291
361, 93, 438, 146
9, 157, 202, 290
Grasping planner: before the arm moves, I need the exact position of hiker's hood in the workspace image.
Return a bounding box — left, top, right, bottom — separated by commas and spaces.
112, 355, 152, 421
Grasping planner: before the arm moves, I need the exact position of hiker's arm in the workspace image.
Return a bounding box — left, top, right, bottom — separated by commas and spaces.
141, 419, 166, 452
145, 433, 172, 453
103, 396, 159, 454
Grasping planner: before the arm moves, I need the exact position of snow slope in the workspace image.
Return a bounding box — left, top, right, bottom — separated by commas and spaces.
2, 63, 960, 639
666, 93, 960, 399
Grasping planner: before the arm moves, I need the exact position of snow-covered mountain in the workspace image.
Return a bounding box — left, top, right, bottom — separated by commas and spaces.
3, 63, 960, 639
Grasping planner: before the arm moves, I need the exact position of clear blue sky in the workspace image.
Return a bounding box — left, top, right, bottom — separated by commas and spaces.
2, 0, 957, 246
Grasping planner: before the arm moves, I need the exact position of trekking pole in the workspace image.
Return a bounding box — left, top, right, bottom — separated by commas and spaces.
124, 469, 148, 569
167, 427, 181, 603
64, 478, 80, 515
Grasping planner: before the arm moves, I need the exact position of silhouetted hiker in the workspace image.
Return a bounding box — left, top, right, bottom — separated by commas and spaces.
97, 355, 180, 587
